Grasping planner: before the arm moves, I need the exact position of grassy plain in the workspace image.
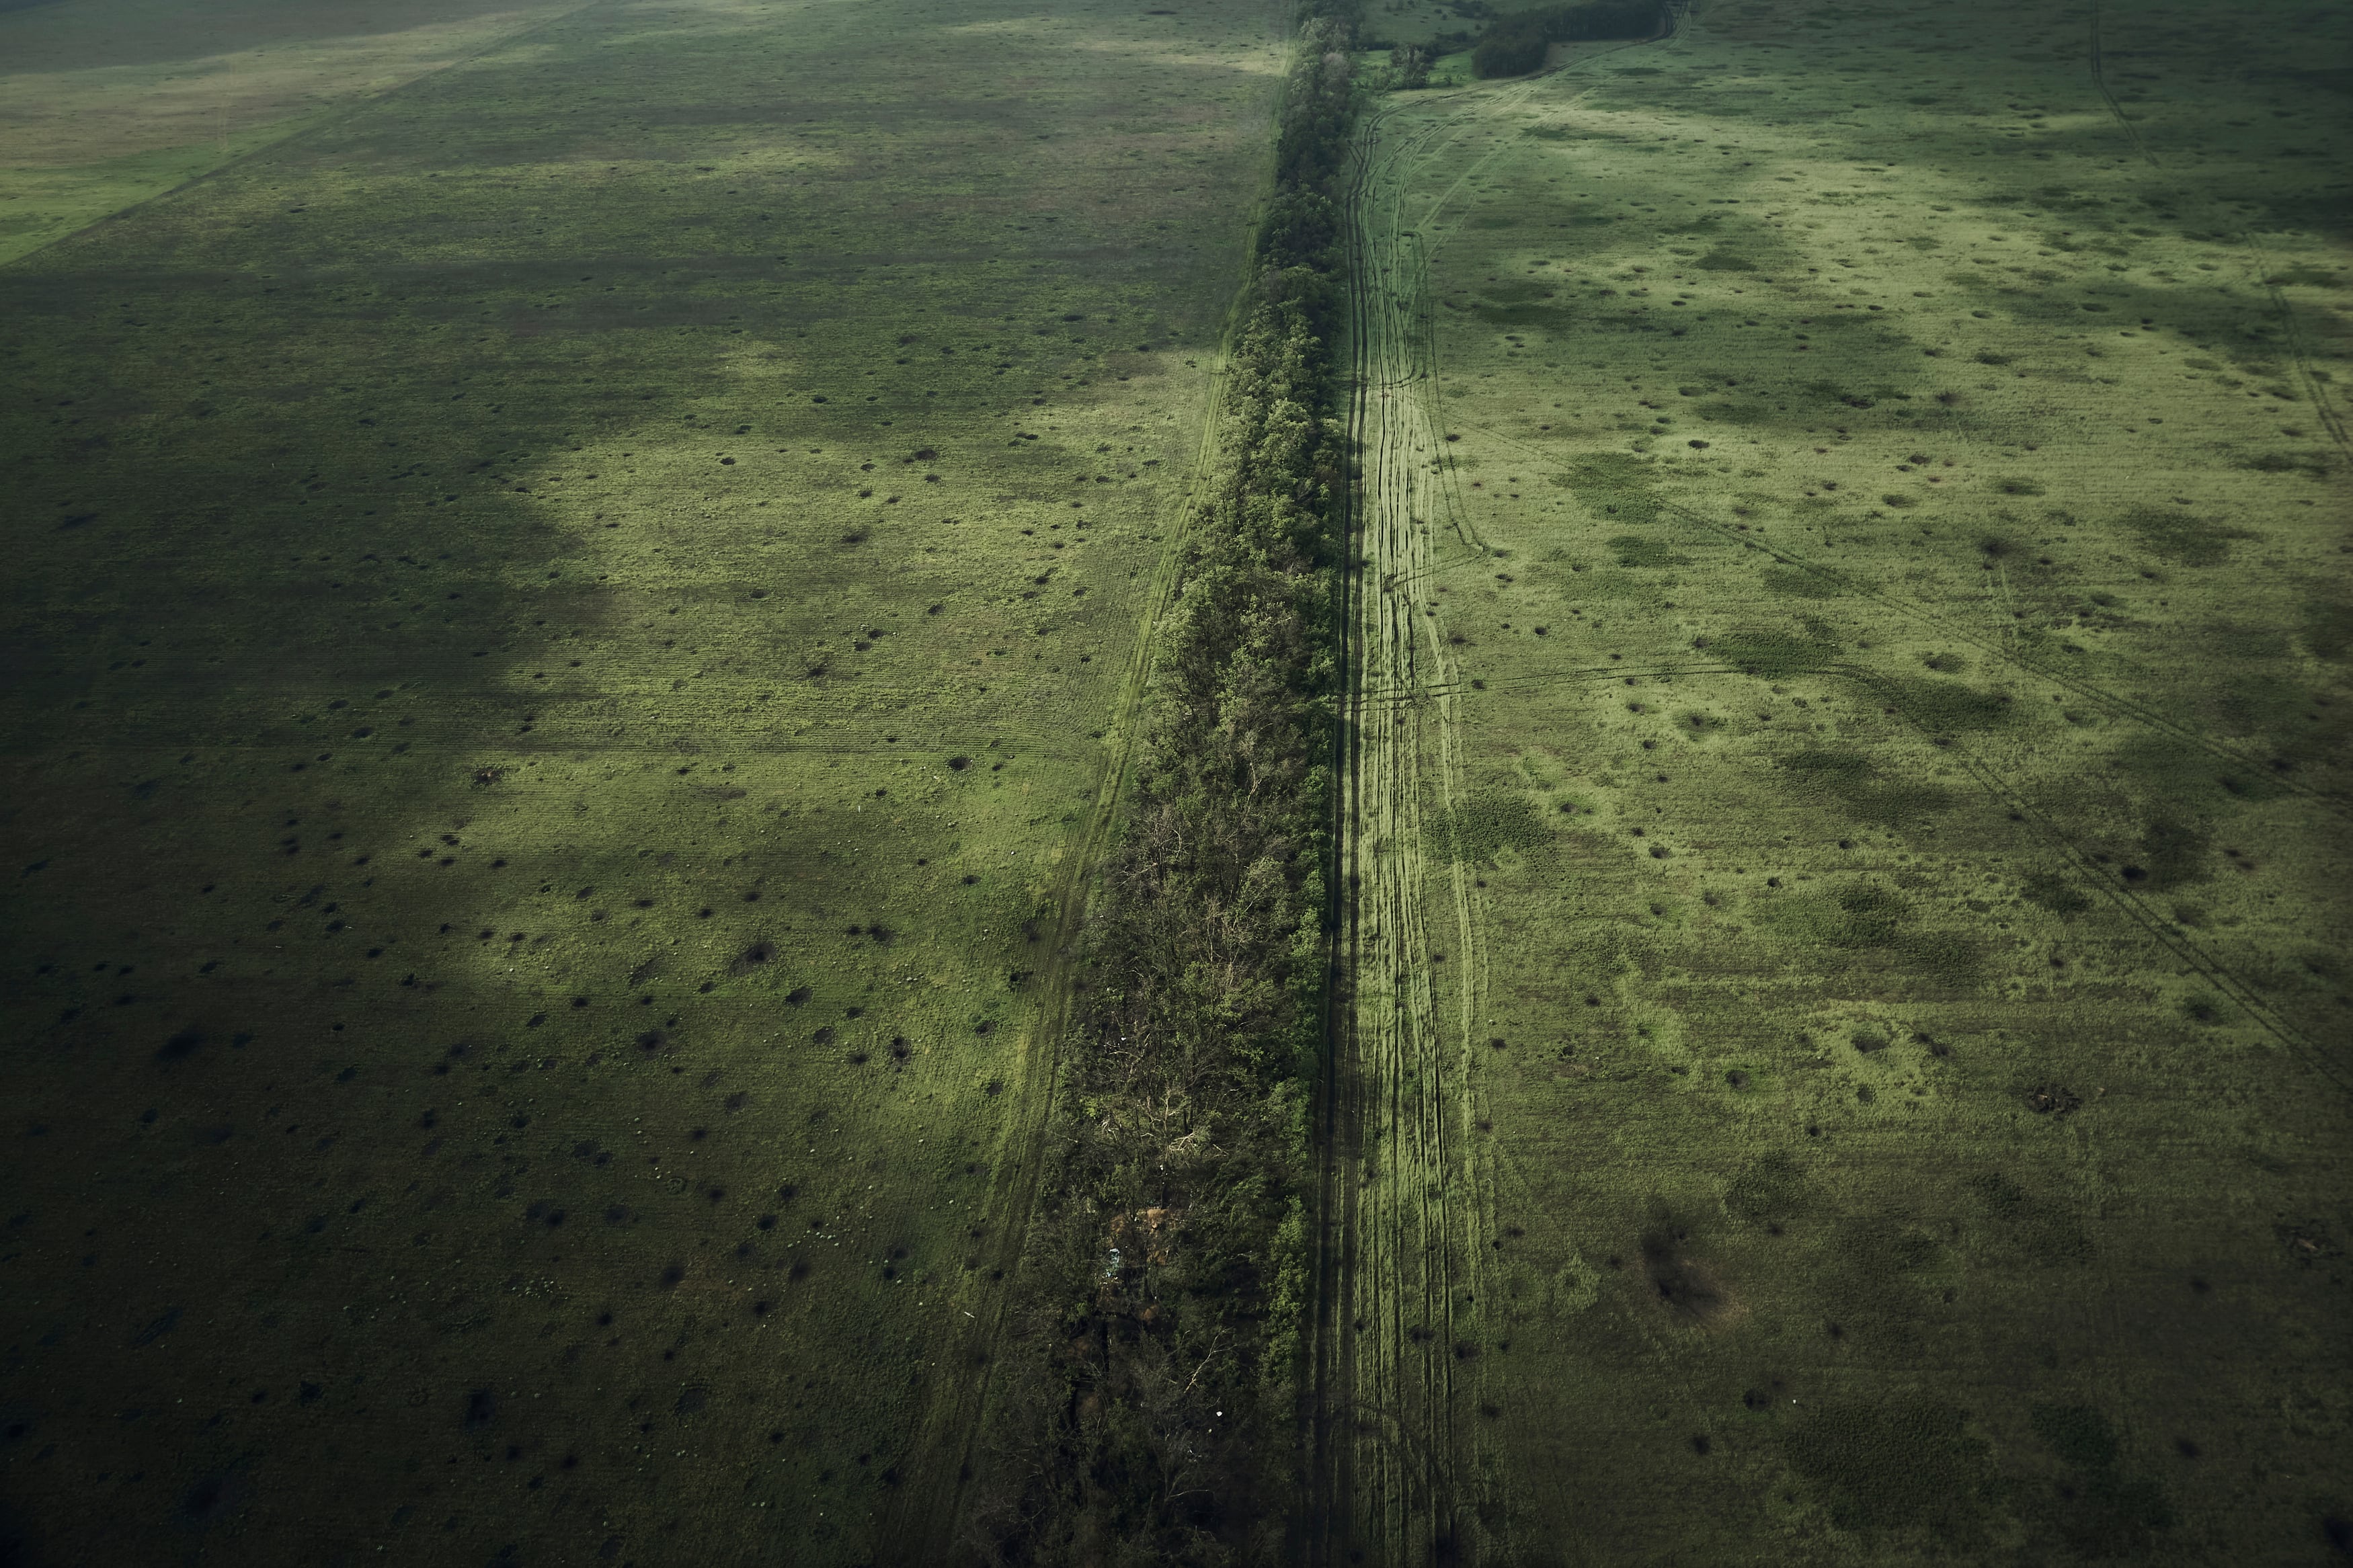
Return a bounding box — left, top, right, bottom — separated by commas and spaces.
0, 0, 1293, 1560
1326, 0, 2351, 1561
0, 0, 581, 263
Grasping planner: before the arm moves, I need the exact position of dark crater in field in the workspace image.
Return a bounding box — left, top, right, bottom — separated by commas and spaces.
1640, 1216, 1732, 1324
180, 1469, 249, 1527
2025, 1083, 2082, 1116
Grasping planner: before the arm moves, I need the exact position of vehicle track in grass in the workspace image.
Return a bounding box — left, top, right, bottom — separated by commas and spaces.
1324, 101, 1484, 1557
1313, 25, 1687, 1563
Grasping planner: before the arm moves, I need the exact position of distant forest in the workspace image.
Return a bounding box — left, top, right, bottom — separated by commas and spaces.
1472, 0, 1665, 76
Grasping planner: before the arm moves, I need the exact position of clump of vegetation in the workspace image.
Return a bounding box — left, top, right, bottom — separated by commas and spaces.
978, 11, 1355, 1562
1710, 618, 1841, 677
1761, 565, 1845, 600
1470, 0, 1665, 77
2303, 600, 2353, 661
1967, 1169, 2093, 1264
2030, 1403, 2174, 1556
1864, 674, 2015, 734
1829, 882, 1907, 948
2235, 450, 2331, 479
1779, 752, 1948, 832
1724, 1151, 1809, 1230
1431, 792, 1551, 863
1609, 532, 1688, 567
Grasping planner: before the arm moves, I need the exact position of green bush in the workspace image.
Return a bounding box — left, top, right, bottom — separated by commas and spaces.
1431, 792, 1552, 864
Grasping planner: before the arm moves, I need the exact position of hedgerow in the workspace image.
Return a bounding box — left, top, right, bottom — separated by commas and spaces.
968, 9, 1358, 1564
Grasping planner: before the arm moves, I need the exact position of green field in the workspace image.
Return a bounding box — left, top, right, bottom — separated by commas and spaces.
0, 0, 1291, 1559
1321, 0, 2350, 1561
3, 0, 2347, 1561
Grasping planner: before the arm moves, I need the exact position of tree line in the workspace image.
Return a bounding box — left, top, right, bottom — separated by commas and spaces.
967, 5, 1359, 1563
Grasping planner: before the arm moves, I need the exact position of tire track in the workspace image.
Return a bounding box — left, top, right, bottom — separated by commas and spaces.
1314, 26, 1693, 1563
1319, 95, 1476, 1566
2087, 0, 2158, 169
